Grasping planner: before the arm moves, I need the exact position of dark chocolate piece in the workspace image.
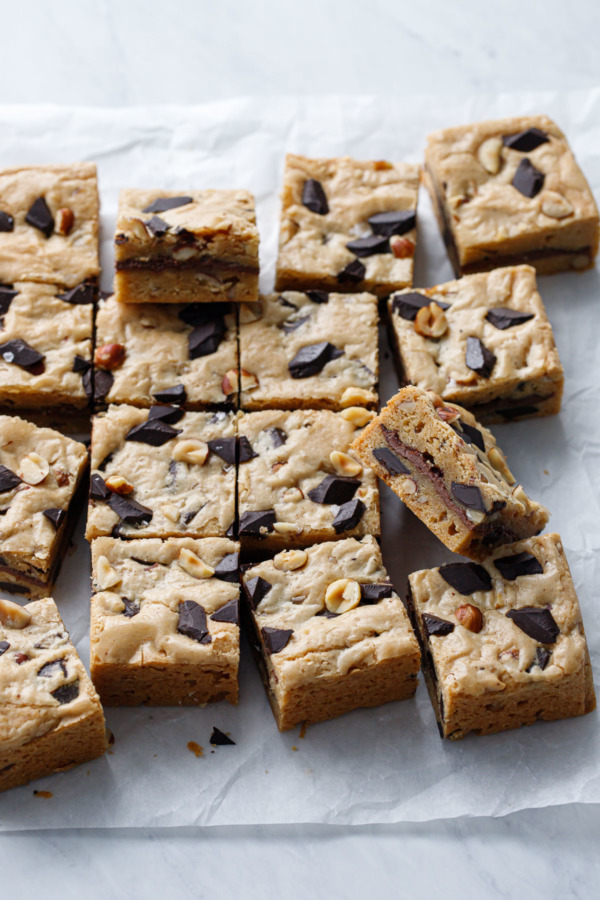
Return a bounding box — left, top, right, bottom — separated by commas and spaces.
188, 319, 226, 359
451, 483, 486, 512
213, 552, 239, 583
485, 307, 535, 330
177, 600, 211, 643
145, 215, 169, 236
494, 551, 543, 581
125, 418, 182, 446
108, 494, 153, 527
346, 235, 390, 257
372, 446, 410, 476
238, 436, 257, 463
93, 369, 114, 403
288, 341, 344, 378
495, 405, 539, 420
25, 197, 54, 237
178, 302, 230, 327
512, 159, 545, 198
307, 474, 360, 505
391, 291, 450, 321
37, 659, 67, 679
244, 575, 272, 608
0, 211, 14, 232
51, 680, 80, 705
72, 354, 91, 375
43, 508, 66, 530
210, 726, 235, 745
0, 284, 18, 315
281, 314, 311, 334
453, 421, 485, 452
239, 509, 276, 537
332, 498, 365, 533
465, 336, 496, 378
266, 427, 287, 448
305, 290, 329, 304
422, 613, 455, 637
122, 598, 140, 619
0, 338, 45, 371
506, 606, 559, 643
502, 127, 549, 152
210, 599, 239, 625
90, 473, 110, 501
207, 437, 237, 465
368, 209, 416, 237
337, 259, 366, 284
532, 647, 551, 670
439, 562, 492, 595
153, 384, 187, 405
301, 179, 328, 215
142, 196, 193, 214
360, 583, 393, 603
0, 641, 9, 656
261, 626, 293, 654
0, 465, 22, 493
147, 404, 185, 425
58, 282, 95, 305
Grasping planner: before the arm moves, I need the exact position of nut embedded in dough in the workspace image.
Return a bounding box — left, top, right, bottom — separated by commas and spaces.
178, 547, 215, 579
325, 578, 361, 614
0, 597, 32, 629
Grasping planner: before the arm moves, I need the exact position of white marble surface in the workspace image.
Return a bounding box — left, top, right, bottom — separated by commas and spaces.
2, 0, 600, 896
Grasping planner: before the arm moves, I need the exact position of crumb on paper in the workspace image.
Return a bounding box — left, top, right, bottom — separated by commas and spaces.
33, 790, 53, 799
299, 722, 308, 739
187, 741, 204, 758
544, 469, 549, 475
292, 746, 298, 751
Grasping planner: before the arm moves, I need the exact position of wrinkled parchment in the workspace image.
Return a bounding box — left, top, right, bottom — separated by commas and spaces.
1, 90, 599, 828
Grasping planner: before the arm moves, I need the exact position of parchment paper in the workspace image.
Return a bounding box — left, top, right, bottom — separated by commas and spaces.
1, 90, 599, 828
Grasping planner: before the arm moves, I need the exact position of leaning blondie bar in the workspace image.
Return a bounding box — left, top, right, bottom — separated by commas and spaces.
407, 533, 596, 739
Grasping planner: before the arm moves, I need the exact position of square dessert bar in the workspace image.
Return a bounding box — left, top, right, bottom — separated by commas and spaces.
424, 115, 599, 276
352, 386, 548, 561
0, 162, 100, 288
387, 265, 564, 424
407, 533, 596, 739
114, 189, 259, 304
0, 416, 89, 598
0, 596, 106, 792
90, 537, 240, 706
0, 281, 94, 421
86, 405, 236, 541
94, 294, 238, 409
241, 536, 420, 730
237, 409, 379, 548
238, 291, 378, 410
275, 154, 420, 297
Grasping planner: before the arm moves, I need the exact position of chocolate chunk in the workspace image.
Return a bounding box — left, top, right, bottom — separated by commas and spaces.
210, 726, 236, 745
485, 307, 535, 330
288, 341, 344, 378
148, 404, 185, 425
177, 600, 211, 643
153, 384, 187, 405
372, 446, 410, 476
94, 369, 114, 402
277, 295, 299, 310
360, 583, 393, 603
142, 196, 193, 214
506, 606, 560, 643
0, 465, 22, 493
38, 659, 67, 678
125, 418, 182, 446
368, 209, 416, 237
422, 613, 455, 637
261, 626, 293, 654
306, 290, 329, 304
494, 551, 543, 581
43, 508, 66, 530
512, 159, 545, 198
90, 473, 110, 501
337, 259, 366, 284
346, 235, 390, 257
307, 474, 360, 505
51, 680, 80, 705
453, 421, 485, 452
0, 284, 18, 315
0, 641, 9, 656
178, 302, 229, 327
317, 609, 339, 619
465, 336, 496, 378
145, 215, 169, 236
439, 562, 492, 595
266, 427, 287, 448
108, 494, 153, 527
332, 498, 365, 533
213, 552, 239, 583
210, 599, 239, 625
301, 179, 329, 215
244, 575, 272, 608
239, 436, 258, 463
58, 282, 95, 305
502, 127, 549, 152
281, 314, 311, 334
451, 482, 486, 512
189, 318, 226, 359
391, 291, 449, 321
0, 210, 14, 232
25, 197, 54, 237
122, 598, 140, 618
496, 405, 539, 420
533, 647, 551, 670
239, 509, 276, 537
72, 354, 91, 375
207, 437, 237, 465
0, 338, 45, 372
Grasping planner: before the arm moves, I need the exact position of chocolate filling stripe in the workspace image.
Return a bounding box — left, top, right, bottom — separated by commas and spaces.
116, 255, 259, 275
